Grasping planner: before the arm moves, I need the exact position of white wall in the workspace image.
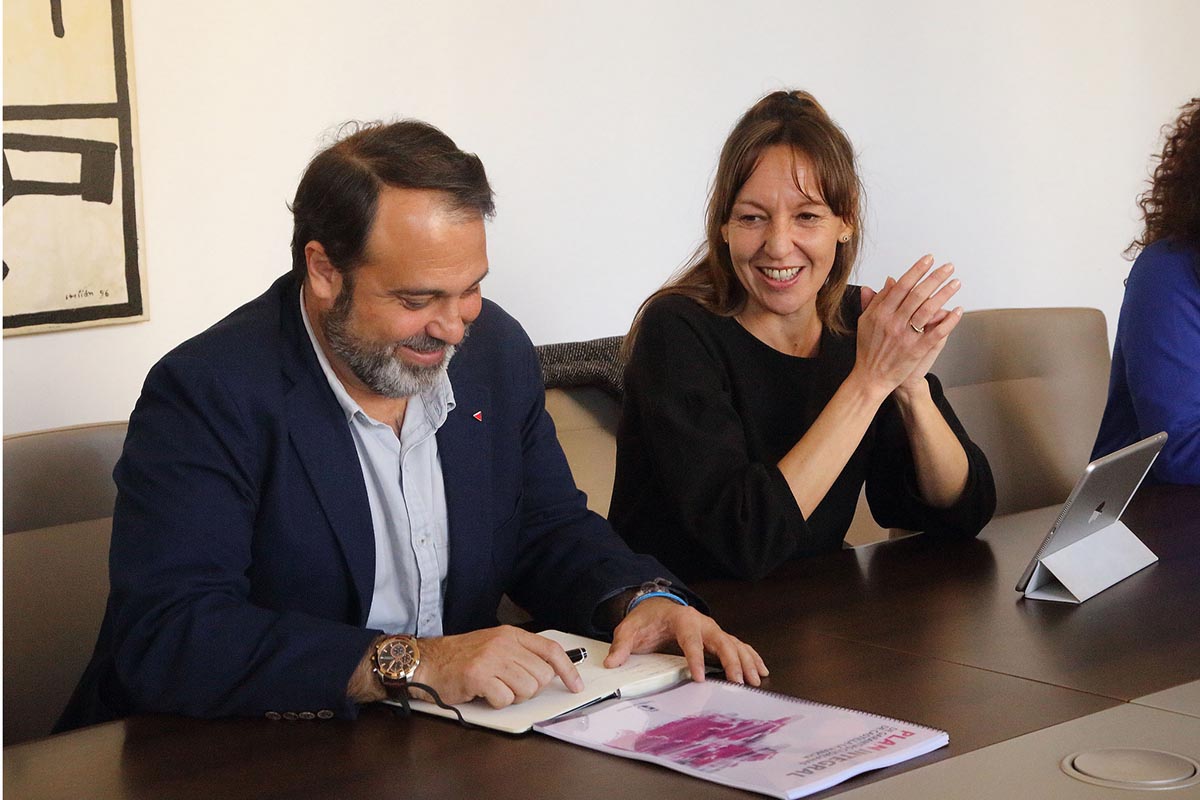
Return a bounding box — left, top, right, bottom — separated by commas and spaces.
5, 0, 1198, 434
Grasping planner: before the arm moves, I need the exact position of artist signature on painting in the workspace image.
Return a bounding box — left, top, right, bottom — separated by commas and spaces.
64, 287, 111, 301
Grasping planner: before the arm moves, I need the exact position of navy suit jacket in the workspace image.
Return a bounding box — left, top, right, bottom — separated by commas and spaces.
59, 273, 676, 728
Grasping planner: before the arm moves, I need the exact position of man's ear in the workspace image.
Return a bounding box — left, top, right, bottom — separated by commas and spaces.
304, 241, 342, 302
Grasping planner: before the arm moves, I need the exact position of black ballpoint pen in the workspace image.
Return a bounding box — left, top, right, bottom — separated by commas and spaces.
565, 647, 588, 664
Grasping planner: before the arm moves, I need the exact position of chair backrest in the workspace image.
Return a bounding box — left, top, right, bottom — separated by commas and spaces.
3, 421, 126, 744
4, 421, 127, 534
536, 336, 625, 518
934, 307, 1110, 516
847, 307, 1111, 543
544, 387, 620, 516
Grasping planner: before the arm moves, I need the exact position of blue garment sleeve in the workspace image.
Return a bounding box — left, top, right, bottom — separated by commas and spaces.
494, 317, 700, 633
107, 354, 379, 721
1119, 247, 1200, 483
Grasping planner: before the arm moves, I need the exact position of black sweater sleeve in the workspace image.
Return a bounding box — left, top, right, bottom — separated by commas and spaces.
864, 373, 997, 537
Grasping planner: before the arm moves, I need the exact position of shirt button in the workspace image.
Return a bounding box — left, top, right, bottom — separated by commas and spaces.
317, 710, 334, 720
265, 711, 282, 721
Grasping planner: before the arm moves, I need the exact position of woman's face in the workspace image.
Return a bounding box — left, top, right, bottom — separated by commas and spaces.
721, 144, 851, 324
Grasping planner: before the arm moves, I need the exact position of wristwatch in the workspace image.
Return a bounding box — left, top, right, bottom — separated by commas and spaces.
372, 635, 421, 700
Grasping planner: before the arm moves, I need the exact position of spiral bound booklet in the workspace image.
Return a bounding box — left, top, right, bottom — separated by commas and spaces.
535, 680, 948, 799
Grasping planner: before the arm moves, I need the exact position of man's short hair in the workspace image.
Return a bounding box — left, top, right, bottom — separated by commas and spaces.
289, 120, 496, 277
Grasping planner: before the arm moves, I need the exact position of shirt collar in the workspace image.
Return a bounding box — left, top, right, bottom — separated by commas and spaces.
299, 285, 455, 427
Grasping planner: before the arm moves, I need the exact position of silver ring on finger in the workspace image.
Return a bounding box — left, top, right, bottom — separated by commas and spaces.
909, 321, 925, 334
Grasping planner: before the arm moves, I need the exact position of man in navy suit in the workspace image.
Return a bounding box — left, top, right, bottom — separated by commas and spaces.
58, 120, 764, 729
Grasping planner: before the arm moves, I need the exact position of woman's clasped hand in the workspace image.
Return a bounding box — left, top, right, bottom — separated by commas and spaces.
855, 256, 962, 399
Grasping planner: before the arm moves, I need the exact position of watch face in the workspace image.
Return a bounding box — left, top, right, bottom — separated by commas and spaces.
376, 637, 418, 682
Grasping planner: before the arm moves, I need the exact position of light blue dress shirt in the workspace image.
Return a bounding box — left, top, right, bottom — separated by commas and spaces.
300, 290, 453, 636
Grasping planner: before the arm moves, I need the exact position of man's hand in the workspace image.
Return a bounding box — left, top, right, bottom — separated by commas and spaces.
413, 626, 584, 708
604, 598, 768, 686
348, 626, 584, 709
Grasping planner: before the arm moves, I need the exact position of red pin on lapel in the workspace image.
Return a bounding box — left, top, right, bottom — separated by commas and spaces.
473, 411, 483, 422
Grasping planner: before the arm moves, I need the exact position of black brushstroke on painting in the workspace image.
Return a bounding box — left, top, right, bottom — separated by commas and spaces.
50, 0, 64, 38
3, 134, 117, 203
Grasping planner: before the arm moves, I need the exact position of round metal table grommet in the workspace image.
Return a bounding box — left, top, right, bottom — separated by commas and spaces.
1060, 748, 1200, 791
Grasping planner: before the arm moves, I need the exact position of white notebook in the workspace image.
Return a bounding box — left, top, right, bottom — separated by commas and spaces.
388, 630, 691, 734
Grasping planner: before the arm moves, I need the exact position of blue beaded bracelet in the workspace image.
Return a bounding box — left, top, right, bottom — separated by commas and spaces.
625, 580, 689, 616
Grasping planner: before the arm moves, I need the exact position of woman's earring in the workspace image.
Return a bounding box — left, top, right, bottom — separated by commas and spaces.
839, 234, 850, 243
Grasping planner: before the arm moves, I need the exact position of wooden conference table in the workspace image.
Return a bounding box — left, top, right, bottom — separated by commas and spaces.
6, 484, 1199, 800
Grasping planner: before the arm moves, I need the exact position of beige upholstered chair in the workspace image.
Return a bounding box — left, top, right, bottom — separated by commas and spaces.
536, 336, 625, 517
934, 307, 1110, 516
543, 387, 621, 516
833, 307, 1112, 545
3, 421, 126, 744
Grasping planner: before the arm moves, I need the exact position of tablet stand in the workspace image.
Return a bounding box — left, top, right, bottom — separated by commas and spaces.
1023, 520, 1158, 604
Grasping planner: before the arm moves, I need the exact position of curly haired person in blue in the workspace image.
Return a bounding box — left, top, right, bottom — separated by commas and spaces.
1092, 97, 1200, 485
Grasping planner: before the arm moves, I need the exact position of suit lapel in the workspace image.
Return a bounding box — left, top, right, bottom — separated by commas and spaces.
437, 376, 492, 630
278, 279, 376, 624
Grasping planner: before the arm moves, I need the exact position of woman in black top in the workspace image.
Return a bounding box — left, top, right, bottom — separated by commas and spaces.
609, 90, 995, 581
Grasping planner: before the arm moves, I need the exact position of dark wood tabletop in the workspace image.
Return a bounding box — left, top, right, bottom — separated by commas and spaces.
698, 483, 1200, 702
6, 485, 1197, 800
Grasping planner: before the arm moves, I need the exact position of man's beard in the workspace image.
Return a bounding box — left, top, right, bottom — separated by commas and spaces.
322, 276, 467, 399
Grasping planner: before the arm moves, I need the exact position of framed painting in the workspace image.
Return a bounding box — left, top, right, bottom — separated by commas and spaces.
3, 0, 147, 335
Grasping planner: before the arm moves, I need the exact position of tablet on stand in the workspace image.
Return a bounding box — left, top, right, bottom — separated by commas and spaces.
1015, 432, 1167, 604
